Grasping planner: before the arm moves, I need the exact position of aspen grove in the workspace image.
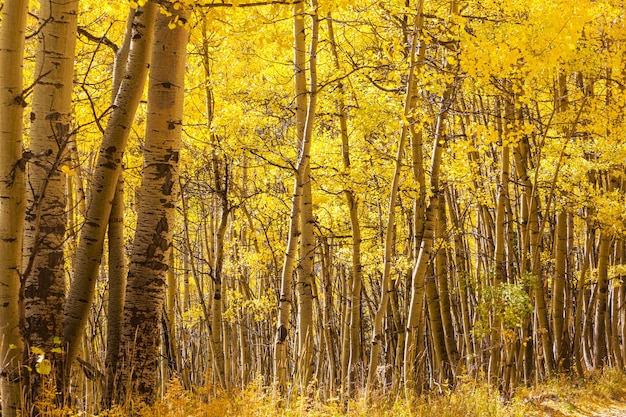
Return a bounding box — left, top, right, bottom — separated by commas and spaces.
2, 0, 626, 414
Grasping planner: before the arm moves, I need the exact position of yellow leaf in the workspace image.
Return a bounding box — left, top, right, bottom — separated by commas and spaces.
31, 346, 45, 356
36, 359, 51, 375
60, 165, 75, 176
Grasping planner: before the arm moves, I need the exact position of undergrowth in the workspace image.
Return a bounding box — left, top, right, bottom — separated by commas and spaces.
31, 369, 626, 416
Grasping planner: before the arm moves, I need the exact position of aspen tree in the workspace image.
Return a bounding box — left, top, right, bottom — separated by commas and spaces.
594, 226, 612, 367
0, 1, 28, 415
490, 97, 510, 384
425, 261, 449, 381
406, 11, 429, 393
436, 197, 459, 378
199, 10, 229, 389
295, 0, 319, 391
452, 101, 478, 375
274, 2, 305, 393
404, 0, 459, 391
119, 3, 188, 403
274, 0, 317, 393
553, 208, 568, 367
63, 1, 158, 378
535, 95, 585, 376
104, 10, 134, 405
551, 72, 569, 370
367, 0, 424, 392
22, 0, 78, 401
209, 152, 229, 390
326, 14, 364, 394
615, 237, 626, 369
317, 238, 338, 394
610, 240, 623, 369
445, 184, 475, 375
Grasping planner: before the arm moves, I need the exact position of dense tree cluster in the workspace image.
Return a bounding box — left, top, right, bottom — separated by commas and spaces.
2, 0, 626, 414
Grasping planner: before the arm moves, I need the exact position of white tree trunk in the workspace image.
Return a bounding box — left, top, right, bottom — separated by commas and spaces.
0, 1, 28, 415
119, 5, 188, 404
22, 0, 78, 401
63, 2, 158, 376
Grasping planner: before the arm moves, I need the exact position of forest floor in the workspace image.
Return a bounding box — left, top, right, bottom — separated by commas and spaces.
519, 378, 626, 417
432, 369, 626, 417
141, 369, 626, 417
229, 370, 626, 417
30, 369, 626, 416
522, 391, 626, 416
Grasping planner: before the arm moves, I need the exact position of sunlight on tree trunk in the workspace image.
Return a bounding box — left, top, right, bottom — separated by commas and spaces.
367, 1, 425, 394
23, 0, 77, 393
63, 1, 158, 380
104, 9, 134, 406
118, 4, 188, 404
0, 1, 28, 415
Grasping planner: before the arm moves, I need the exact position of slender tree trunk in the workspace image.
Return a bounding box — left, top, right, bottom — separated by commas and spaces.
446, 185, 475, 375
63, 2, 158, 378
367, 1, 424, 392
404, 76, 455, 393
163, 252, 178, 379
274, 0, 318, 393
436, 197, 459, 377
105, 174, 126, 403
22, 0, 77, 402
0, 1, 28, 415
326, 14, 364, 395
491, 120, 509, 384
551, 72, 569, 372
594, 230, 611, 368
426, 256, 449, 381
552, 209, 567, 370
118, 5, 188, 404
105, 12, 133, 404
296, 0, 319, 391
324, 245, 338, 393
210, 154, 230, 390
274, 1, 307, 393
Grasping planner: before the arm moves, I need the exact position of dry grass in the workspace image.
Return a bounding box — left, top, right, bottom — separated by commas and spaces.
31, 369, 626, 416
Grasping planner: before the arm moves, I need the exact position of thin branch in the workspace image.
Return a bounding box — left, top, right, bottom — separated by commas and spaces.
77, 27, 118, 53
198, 0, 302, 7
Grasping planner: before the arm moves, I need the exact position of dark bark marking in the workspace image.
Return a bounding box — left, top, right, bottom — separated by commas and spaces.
14, 94, 27, 107
155, 217, 168, 234
277, 325, 288, 342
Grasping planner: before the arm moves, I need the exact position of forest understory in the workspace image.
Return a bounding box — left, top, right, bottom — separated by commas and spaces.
25, 368, 626, 416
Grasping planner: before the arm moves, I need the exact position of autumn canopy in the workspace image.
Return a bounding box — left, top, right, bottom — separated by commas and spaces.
1, 0, 626, 414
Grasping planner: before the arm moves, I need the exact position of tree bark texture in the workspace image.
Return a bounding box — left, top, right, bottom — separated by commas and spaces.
0, 1, 28, 415
118, 5, 188, 404
63, 1, 158, 377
